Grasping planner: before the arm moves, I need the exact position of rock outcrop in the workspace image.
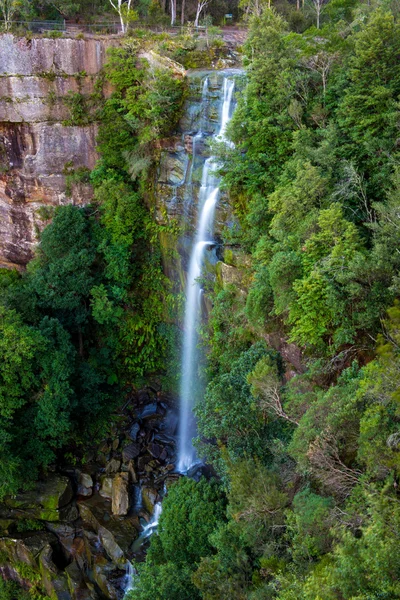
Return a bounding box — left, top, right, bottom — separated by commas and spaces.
0, 387, 179, 599
0, 34, 114, 269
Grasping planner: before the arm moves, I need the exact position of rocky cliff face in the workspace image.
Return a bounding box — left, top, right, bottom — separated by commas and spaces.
0, 34, 114, 268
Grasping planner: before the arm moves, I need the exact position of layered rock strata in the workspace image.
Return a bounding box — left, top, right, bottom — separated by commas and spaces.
0, 34, 114, 268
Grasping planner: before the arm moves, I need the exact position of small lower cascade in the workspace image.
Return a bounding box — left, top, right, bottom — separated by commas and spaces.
125, 502, 163, 592
124, 561, 136, 595
141, 502, 163, 538
177, 76, 236, 473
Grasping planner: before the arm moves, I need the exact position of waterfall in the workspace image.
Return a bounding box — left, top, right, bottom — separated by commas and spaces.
124, 561, 136, 595
177, 76, 236, 473
141, 502, 163, 538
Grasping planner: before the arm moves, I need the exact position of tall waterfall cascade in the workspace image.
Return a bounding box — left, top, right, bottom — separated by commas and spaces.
177, 75, 237, 473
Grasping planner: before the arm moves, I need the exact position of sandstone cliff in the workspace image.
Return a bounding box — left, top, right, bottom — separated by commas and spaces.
0, 34, 114, 268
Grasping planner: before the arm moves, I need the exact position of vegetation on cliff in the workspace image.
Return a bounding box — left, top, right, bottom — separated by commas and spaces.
134, 3, 400, 600
0, 42, 186, 497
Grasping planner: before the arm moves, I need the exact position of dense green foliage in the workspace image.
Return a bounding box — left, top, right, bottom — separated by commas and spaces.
139, 3, 400, 599
0, 43, 185, 497
127, 478, 226, 600
3, 0, 400, 597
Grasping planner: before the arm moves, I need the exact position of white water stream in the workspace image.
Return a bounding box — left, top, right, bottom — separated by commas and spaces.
177, 77, 236, 473
124, 561, 136, 594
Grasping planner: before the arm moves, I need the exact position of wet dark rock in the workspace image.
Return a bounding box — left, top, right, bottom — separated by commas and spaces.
129, 423, 140, 441
65, 560, 85, 597
148, 442, 163, 459
153, 432, 176, 446
78, 495, 139, 559
141, 487, 158, 514
187, 463, 214, 481
63, 505, 79, 523
39, 543, 71, 599
136, 403, 159, 419
93, 556, 119, 599
158, 411, 179, 435
123, 460, 137, 484
138, 390, 151, 403
98, 441, 111, 455
45, 522, 76, 556
122, 443, 141, 462
137, 456, 151, 472
105, 459, 121, 475
144, 460, 160, 474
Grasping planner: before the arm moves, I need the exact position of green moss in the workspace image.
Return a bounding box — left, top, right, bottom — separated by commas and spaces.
16, 519, 43, 533
15, 561, 41, 584
37, 71, 58, 81
46, 90, 57, 108
223, 248, 235, 266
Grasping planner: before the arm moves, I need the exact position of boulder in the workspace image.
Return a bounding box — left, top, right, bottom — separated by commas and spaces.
0, 519, 15, 534
137, 456, 151, 472
136, 403, 159, 420
93, 557, 119, 600
141, 487, 158, 515
78, 496, 139, 560
4, 474, 74, 522
153, 432, 176, 446
129, 423, 140, 441
45, 522, 76, 555
79, 473, 93, 488
98, 526, 125, 568
65, 560, 85, 598
111, 474, 129, 517
99, 477, 113, 500
77, 472, 93, 498
160, 448, 168, 462
105, 459, 121, 475
148, 443, 163, 459
122, 443, 140, 462
0, 531, 57, 567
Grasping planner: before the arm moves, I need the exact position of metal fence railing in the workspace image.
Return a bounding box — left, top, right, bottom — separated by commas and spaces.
2, 20, 217, 36
7, 20, 66, 32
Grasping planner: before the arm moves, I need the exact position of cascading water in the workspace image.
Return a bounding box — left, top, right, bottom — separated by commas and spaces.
141, 502, 163, 538
124, 561, 136, 594
177, 76, 236, 473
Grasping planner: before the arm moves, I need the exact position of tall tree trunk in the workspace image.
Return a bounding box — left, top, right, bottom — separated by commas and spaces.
170, 0, 176, 25
195, 0, 208, 27
181, 0, 185, 25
